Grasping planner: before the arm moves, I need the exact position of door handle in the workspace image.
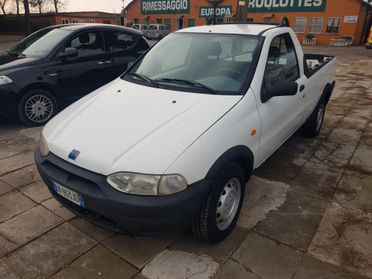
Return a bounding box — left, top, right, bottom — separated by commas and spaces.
98, 61, 112, 65
300, 85, 305, 92
47, 70, 61, 77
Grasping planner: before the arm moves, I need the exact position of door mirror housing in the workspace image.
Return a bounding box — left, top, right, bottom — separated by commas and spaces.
261, 80, 298, 103
127, 62, 135, 70
57, 47, 78, 59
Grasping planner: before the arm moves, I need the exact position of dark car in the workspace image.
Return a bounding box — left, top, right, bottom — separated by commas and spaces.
0, 24, 149, 126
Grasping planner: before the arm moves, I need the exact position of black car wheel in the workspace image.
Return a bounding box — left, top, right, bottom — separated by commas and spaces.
18, 89, 57, 126
192, 163, 246, 243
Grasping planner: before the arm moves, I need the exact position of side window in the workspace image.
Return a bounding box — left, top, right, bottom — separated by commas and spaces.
107, 31, 136, 53
264, 33, 300, 88
67, 31, 105, 58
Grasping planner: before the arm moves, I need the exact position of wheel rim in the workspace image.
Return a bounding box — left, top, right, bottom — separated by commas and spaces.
24, 94, 54, 123
316, 103, 325, 131
216, 177, 241, 231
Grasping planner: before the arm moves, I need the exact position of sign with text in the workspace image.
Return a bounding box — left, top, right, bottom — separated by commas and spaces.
200, 6, 233, 18
141, 0, 190, 14
207, 0, 223, 3
344, 16, 358, 23
247, 0, 327, 12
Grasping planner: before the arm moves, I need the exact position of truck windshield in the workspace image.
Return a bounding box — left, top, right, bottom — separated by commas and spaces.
123, 33, 259, 95
21, 28, 72, 58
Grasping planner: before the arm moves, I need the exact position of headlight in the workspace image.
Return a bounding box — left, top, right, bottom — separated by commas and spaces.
0, 76, 13, 85
39, 134, 49, 157
106, 172, 188, 196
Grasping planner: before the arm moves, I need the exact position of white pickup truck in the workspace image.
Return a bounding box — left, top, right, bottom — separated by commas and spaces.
35, 22, 336, 242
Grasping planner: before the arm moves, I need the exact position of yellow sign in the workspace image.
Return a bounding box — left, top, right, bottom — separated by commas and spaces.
368, 26, 372, 45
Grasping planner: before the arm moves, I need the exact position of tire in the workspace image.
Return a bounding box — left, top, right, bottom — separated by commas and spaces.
302, 97, 326, 137
192, 163, 247, 243
18, 89, 57, 126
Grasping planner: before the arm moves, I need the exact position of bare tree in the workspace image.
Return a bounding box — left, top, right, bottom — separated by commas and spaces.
23, 0, 31, 34
0, 0, 8, 14
50, 0, 63, 13
15, 0, 20, 14
30, 0, 43, 13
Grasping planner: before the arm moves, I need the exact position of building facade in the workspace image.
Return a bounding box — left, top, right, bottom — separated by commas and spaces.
124, 0, 372, 45
54, 12, 121, 25
124, 0, 237, 30
0, 12, 121, 34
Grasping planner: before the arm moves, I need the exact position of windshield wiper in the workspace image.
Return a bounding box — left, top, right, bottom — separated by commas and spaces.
6, 51, 19, 56
126, 72, 160, 88
155, 78, 217, 95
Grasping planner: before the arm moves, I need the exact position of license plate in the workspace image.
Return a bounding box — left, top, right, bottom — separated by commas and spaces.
52, 181, 85, 208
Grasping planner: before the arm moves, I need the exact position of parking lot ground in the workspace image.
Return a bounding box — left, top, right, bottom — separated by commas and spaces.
1, 43, 372, 279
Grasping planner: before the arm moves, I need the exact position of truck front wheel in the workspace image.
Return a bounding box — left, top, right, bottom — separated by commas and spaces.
192, 163, 246, 242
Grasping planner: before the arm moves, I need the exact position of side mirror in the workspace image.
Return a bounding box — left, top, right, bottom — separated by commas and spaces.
261, 80, 298, 103
57, 47, 78, 59
127, 62, 134, 70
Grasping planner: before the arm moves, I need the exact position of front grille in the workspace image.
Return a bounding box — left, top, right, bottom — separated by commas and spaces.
42, 154, 101, 191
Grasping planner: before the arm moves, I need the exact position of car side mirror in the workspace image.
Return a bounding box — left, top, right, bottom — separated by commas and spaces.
127, 62, 134, 70
57, 47, 78, 59
261, 80, 298, 103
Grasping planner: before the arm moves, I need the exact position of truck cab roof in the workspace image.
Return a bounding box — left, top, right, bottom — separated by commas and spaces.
177, 23, 281, 36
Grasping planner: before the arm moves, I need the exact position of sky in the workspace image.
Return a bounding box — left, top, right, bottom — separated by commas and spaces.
66, 0, 132, 13
66, 0, 371, 13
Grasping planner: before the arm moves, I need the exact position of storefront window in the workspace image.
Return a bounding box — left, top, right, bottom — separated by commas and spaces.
188, 18, 195, 27
294, 17, 307, 33
177, 17, 184, 30
133, 18, 139, 24
326, 18, 341, 33
309, 17, 323, 34
157, 18, 162, 24
164, 18, 172, 30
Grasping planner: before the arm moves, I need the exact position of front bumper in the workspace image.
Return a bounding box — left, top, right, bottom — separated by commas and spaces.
35, 148, 212, 235
0, 84, 19, 117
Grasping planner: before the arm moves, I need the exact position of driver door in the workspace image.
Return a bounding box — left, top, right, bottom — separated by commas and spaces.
257, 33, 303, 164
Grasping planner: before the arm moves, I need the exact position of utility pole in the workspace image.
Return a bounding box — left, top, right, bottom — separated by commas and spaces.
236, 0, 248, 22
207, 0, 222, 24
23, 0, 31, 35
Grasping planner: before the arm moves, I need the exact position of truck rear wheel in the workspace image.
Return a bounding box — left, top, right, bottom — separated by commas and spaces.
302, 97, 326, 137
192, 163, 246, 242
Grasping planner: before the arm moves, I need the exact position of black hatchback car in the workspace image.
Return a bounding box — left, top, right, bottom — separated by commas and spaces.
0, 24, 149, 126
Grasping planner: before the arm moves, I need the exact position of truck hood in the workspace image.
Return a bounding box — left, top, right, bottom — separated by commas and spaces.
43, 79, 241, 176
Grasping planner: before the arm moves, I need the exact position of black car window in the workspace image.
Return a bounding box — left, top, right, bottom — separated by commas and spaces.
22, 29, 73, 57
106, 31, 136, 53
66, 31, 105, 58
8, 27, 54, 56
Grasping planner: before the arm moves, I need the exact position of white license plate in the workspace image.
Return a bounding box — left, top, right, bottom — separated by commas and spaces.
52, 181, 85, 208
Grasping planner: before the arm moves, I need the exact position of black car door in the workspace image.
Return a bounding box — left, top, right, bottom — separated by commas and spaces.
103, 30, 149, 78
46, 29, 113, 105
